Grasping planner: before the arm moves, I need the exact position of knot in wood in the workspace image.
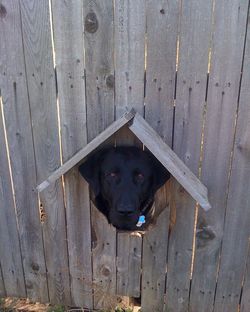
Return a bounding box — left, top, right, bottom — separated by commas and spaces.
85, 12, 98, 33
101, 265, 111, 277
106, 74, 115, 88
31, 262, 40, 271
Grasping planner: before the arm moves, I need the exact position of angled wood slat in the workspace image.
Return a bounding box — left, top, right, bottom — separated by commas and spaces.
129, 113, 211, 211
36, 110, 135, 192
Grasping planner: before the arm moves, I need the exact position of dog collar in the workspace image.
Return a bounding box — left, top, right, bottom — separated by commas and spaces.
136, 215, 146, 227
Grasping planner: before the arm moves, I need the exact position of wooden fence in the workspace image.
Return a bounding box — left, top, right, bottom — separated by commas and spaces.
0, 1, 250, 311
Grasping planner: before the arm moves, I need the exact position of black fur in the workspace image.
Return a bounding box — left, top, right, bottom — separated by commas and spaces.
79, 146, 170, 230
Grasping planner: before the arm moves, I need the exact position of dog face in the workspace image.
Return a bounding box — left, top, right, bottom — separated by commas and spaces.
79, 146, 170, 230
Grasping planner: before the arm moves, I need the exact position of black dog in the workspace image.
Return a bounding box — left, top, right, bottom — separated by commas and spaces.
79, 146, 170, 230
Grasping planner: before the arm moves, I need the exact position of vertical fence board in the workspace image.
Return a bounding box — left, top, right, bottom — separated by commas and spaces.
0, 99, 25, 297
51, 1, 92, 308
210, 4, 250, 310
114, 0, 146, 301
83, 0, 116, 309
19, 0, 71, 304
165, 1, 213, 311
0, 265, 5, 297
141, 188, 170, 312
117, 233, 142, 297
241, 243, 250, 312
142, 1, 178, 311
189, 2, 249, 312
0, 0, 48, 302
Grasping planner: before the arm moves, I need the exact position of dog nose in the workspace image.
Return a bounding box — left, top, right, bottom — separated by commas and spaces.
117, 204, 134, 216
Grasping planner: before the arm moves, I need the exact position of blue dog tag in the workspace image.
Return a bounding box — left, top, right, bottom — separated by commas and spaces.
136, 215, 145, 227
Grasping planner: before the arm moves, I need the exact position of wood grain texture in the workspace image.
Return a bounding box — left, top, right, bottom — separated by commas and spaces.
241, 243, 250, 312
142, 2, 178, 310
0, 0, 48, 302
0, 266, 5, 297
164, 1, 213, 310
114, 0, 146, 300
141, 185, 171, 312
117, 233, 142, 297
129, 113, 211, 210
83, 0, 116, 309
145, 0, 178, 145
19, 0, 70, 304
0, 99, 26, 297
210, 4, 250, 310
51, 1, 92, 308
190, 2, 249, 312
114, 0, 146, 118
36, 111, 135, 192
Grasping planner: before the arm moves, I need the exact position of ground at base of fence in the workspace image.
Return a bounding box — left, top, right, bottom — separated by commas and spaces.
0, 298, 140, 312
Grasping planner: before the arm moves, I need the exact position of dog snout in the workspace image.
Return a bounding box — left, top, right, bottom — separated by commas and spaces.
117, 204, 135, 216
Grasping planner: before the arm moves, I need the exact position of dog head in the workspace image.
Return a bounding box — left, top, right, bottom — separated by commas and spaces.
79, 146, 170, 230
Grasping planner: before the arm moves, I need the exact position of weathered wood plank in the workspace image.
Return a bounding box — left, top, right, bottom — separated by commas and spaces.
36, 110, 135, 192
19, 0, 71, 304
241, 242, 250, 312
141, 2, 178, 310
114, 0, 145, 118
51, 1, 92, 308
114, 0, 146, 300
190, 2, 249, 312
83, 0, 116, 309
145, 0, 178, 145
129, 113, 211, 211
210, 4, 250, 310
0, 97, 26, 297
117, 233, 142, 297
141, 185, 171, 312
164, 1, 213, 310
0, 265, 5, 297
0, 0, 48, 302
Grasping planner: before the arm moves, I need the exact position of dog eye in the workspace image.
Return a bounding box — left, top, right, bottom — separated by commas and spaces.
135, 172, 144, 180
105, 171, 118, 178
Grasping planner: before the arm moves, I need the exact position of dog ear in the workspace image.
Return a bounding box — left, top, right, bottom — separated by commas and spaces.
151, 155, 171, 193
79, 151, 102, 196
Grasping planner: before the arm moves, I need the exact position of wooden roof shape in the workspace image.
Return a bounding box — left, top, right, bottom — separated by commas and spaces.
37, 109, 211, 211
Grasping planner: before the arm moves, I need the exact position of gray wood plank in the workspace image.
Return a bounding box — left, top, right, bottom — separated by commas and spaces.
0, 265, 5, 297
0, 97, 26, 297
190, 2, 249, 312
210, 4, 250, 310
117, 233, 142, 298
114, 0, 146, 118
241, 243, 250, 312
142, 2, 178, 310
51, 1, 92, 308
83, 0, 116, 309
164, 1, 213, 310
19, 0, 71, 304
145, 0, 178, 145
36, 110, 135, 192
114, 0, 146, 301
129, 113, 211, 210
141, 185, 171, 312
0, 0, 48, 302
